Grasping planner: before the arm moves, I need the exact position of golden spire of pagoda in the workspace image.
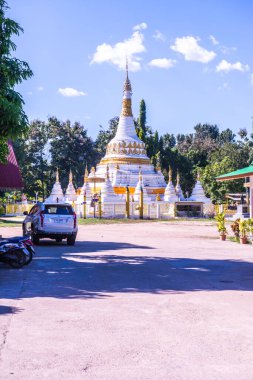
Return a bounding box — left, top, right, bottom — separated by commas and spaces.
121, 58, 133, 117
69, 169, 73, 183
84, 164, 89, 183
123, 57, 132, 92
168, 166, 172, 182
56, 168, 59, 182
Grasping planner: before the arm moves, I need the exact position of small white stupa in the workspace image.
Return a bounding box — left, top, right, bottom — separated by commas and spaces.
190, 173, 211, 203
45, 169, 65, 203
77, 165, 91, 204
101, 165, 121, 203
134, 168, 151, 202
80, 166, 91, 197
175, 171, 184, 201
164, 167, 178, 203
65, 170, 77, 202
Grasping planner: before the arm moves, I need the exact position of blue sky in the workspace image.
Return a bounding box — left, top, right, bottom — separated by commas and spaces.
8, 0, 253, 140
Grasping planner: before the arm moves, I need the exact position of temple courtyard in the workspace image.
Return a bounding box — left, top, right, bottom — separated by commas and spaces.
0, 221, 253, 379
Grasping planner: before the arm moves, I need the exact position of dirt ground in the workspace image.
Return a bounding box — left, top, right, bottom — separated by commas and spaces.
0, 222, 253, 380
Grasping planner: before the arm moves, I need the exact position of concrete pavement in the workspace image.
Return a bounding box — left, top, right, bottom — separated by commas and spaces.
0, 222, 253, 379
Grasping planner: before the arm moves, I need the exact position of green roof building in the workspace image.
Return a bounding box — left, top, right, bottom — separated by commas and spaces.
216, 163, 252, 218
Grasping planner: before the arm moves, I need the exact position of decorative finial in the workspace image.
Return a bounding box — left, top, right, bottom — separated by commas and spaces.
84, 164, 89, 183
168, 166, 172, 182
56, 168, 59, 182
123, 57, 132, 93
85, 164, 89, 178
69, 169, 73, 183
139, 166, 142, 181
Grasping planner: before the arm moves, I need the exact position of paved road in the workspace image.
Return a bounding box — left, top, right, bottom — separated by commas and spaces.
0, 222, 253, 380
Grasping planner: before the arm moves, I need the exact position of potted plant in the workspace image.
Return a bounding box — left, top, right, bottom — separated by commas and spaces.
231, 218, 240, 238
247, 218, 253, 244
215, 212, 228, 240
239, 219, 248, 244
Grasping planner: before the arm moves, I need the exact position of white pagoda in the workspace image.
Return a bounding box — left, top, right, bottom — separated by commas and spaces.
164, 167, 178, 202
45, 169, 65, 203
88, 64, 166, 198
65, 170, 77, 202
190, 173, 211, 203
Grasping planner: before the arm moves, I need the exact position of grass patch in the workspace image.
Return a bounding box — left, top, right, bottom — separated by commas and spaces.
228, 236, 241, 243
0, 219, 21, 227
77, 218, 160, 225
77, 217, 216, 225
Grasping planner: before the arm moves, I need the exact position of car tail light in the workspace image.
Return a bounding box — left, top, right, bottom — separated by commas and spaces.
73, 212, 77, 228
40, 211, 44, 227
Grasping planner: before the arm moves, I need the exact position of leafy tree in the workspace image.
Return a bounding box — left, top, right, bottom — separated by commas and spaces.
136, 99, 147, 142
200, 142, 248, 202
194, 123, 219, 141
0, 0, 33, 161
50, 119, 94, 190
238, 128, 248, 141
219, 128, 235, 144
13, 120, 50, 200
163, 133, 176, 149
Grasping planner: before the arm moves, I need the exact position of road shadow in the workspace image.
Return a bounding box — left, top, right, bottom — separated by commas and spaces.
1, 240, 253, 300
0, 305, 22, 315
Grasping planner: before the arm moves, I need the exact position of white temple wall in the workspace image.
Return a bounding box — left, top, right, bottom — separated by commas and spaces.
74, 200, 182, 219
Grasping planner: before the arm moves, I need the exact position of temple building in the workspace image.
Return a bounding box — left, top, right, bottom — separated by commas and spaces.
0, 141, 23, 191
216, 164, 253, 218
87, 65, 166, 198
44, 67, 213, 219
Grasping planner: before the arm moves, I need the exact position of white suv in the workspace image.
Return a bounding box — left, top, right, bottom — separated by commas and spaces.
23, 203, 78, 245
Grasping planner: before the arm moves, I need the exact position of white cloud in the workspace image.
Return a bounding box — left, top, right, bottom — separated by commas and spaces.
37, 86, 44, 91
58, 88, 87, 97
220, 45, 237, 55
170, 36, 216, 63
148, 58, 176, 69
216, 59, 250, 73
152, 30, 166, 42
90, 30, 146, 71
251, 74, 253, 86
133, 22, 147, 31
27, 91, 33, 95
209, 35, 219, 45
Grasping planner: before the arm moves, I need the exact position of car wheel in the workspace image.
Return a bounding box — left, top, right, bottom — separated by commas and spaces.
22, 224, 27, 237
67, 235, 76, 246
31, 234, 40, 245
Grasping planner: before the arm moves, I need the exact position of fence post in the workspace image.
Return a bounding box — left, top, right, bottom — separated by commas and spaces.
139, 187, 143, 220
83, 192, 86, 219
125, 186, 130, 219
98, 192, 102, 219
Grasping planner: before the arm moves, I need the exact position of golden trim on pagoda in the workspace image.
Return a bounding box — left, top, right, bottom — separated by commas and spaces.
121, 98, 133, 117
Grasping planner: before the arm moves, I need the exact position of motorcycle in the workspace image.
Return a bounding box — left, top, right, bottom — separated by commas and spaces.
0, 242, 27, 268
0, 237, 35, 265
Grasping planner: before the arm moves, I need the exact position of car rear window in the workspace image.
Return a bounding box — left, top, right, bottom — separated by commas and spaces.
44, 205, 74, 215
